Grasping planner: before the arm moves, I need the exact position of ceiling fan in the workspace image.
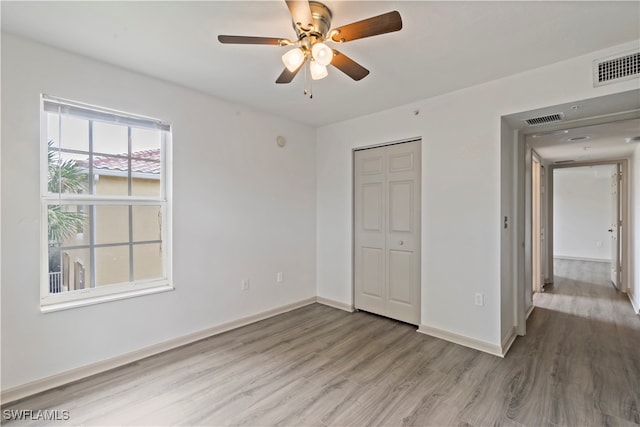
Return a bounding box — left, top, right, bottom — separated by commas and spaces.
218, 1, 402, 85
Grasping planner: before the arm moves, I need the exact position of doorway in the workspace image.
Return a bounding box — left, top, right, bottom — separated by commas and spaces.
353, 139, 421, 325
501, 89, 640, 336
552, 162, 624, 290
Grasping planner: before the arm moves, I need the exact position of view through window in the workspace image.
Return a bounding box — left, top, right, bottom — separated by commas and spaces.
42, 96, 171, 308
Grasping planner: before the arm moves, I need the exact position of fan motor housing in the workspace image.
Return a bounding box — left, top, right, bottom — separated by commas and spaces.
293, 1, 332, 39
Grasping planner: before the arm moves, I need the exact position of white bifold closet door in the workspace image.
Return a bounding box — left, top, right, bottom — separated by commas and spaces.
354, 140, 421, 325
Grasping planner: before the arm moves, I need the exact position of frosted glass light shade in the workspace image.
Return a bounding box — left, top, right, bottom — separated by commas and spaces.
311, 42, 332, 66
282, 48, 305, 72
310, 61, 328, 80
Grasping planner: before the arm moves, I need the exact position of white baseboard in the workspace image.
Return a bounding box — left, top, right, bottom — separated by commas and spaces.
553, 256, 610, 263
417, 324, 503, 357
629, 292, 640, 315
1, 297, 316, 405
315, 296, 354, 312
526, 304, 535, 319
501, 326, 517, 355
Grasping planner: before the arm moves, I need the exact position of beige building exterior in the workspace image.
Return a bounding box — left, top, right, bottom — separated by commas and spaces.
53, 151, 162, 292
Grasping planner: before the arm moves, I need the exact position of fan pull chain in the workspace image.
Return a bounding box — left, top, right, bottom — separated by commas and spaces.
303, 60, 313, 99
303, 60, 308, 96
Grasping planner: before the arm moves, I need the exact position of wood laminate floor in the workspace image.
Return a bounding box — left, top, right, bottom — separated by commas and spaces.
3, 259, 639, 426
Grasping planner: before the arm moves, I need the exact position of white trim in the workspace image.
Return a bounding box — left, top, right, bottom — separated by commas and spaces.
501, 326, 518, 355
629, 292, 640, 315
1, 297, 316, 404
42, 94, 170, 131
417, 324, 504, 357
41, 275, 172, 308
315, 296, 354, 312
352, 136, 422, 152
91, 169, 161, 180
553, 255, 611, 263
526, 304, 535, 319
40, 283, 174, 313
42, 194, 164, 204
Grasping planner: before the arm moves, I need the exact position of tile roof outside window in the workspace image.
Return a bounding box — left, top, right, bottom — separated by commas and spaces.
78, 149, 160, 174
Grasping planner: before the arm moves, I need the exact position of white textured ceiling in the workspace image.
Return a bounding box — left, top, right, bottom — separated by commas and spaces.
504, 90, 640, 164
527, 118, 640, 164
1, 1, 639, 127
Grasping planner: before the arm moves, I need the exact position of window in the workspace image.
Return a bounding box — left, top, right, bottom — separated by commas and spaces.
41, 95, 172, 310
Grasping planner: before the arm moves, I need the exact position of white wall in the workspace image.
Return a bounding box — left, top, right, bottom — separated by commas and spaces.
553, 165, 615, 261
631, 145, 640, 313
316, 40, 640, 348
1, 34, 317, 391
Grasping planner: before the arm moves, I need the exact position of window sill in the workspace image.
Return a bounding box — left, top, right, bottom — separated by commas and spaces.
40, 284, 174, 313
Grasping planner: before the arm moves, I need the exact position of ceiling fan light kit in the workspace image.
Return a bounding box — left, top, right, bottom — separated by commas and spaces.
218, 0, 403, 95
311, 42, 332, 66
282, 47, 306, 72
310, 60, 328, 80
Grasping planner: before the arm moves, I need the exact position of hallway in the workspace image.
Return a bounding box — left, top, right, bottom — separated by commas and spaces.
550, 258, 613, 293
522, 258, 640, 425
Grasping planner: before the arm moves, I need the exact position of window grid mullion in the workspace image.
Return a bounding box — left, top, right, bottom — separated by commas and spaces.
128, 127, 134, 282
129, 205, 134, 282
55, 240, 163, 251
43, 196, 165, 205
160, 132, 166, 201
54, 147, 159, 163
88, 121, 97, 289
127, 126, 133, 197
56, 106, 63, 196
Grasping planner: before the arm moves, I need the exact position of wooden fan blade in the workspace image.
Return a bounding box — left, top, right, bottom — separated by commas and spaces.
330, 11, 402, 43
330, 50, 369, 81
218, 35, 287, 45
276, 62, 305, 84
285, 0, 314, 30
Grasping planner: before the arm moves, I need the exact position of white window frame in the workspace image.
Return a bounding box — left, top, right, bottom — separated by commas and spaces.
40, 95, 173, 312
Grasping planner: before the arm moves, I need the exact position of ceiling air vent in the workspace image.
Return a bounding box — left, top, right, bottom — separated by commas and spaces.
567, 136, 590, 142
594, 50, 639, 87
524, 112, 565, 126
555, 160, 575, 164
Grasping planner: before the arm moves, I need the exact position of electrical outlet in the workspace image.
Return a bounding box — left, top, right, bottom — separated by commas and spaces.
474, 292, 484, 307
242, 279, 249, 291
277, 272, 283, 283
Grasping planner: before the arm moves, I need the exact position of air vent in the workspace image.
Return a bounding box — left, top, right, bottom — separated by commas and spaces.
567, 136, 590, 142
524, 112, 565, 126
594, 50, 639, 87
555, 160, 575, 164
